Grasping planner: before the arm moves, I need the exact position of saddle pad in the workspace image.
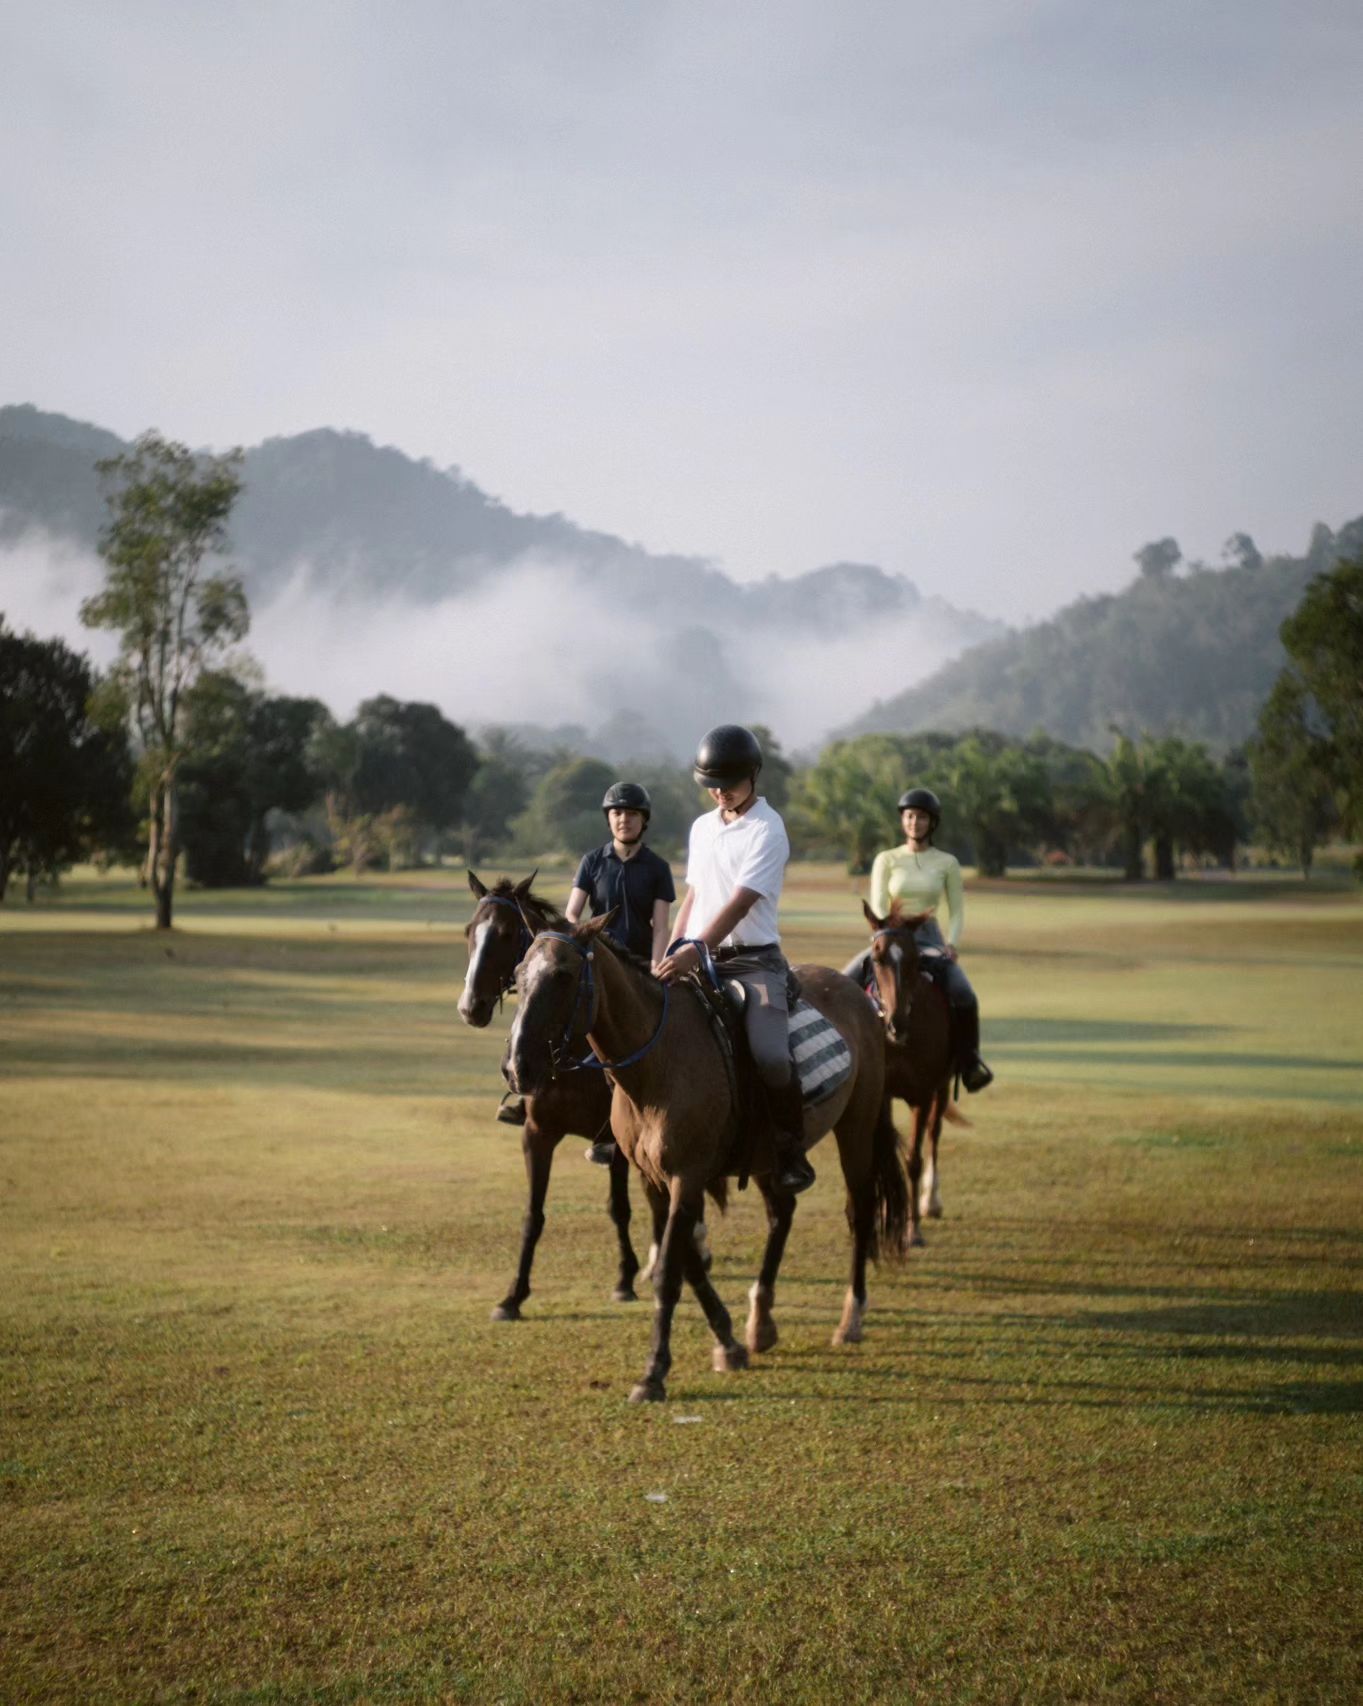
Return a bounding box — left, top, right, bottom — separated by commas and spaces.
788, 999, 853, 1107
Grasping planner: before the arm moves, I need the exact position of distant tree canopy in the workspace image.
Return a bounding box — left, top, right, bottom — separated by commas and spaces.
314, 695, 478, 871
81, 431, 246, 927
514, 756, 619, 859
177, 675, 331, 886
0, 620, 135, 900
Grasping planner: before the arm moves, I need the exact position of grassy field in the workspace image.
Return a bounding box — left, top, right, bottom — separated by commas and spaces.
2, 865, 1361, 1704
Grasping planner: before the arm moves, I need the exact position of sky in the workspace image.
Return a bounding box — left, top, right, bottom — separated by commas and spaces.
2, 0, 1361, 625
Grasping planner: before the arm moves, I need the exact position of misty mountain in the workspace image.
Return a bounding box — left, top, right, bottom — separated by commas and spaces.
0, 404, 1001, 755
834, 516, 1363, 753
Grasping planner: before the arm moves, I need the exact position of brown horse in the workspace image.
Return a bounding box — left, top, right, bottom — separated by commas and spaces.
459, 872, 650, 1319
505, 913, 910, 1403
858, 901, 962, 1246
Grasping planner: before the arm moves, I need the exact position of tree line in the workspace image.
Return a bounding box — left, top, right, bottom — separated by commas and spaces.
2, 432, 1360, 920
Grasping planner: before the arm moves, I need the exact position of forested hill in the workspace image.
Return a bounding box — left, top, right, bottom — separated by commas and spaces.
0, 403, 994, 639
835, 518, 1363, 753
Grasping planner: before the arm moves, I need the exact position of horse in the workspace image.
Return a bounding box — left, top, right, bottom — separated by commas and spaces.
858, 901, 964, 1246
459, 871, 649, 1319
505, 911, 910, 1403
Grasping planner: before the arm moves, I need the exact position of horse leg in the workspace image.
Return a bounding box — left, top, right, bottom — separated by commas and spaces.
746, 1176, 796, 1354
630, 1181, 687, 1404
491, 1121, 557, 1322
607, 1141, 641, 1303
923, 1094, 944, 1220
907, 1101, 927, 1248
641, 1200, 710, 1285
677, 1205, 748, 1376
833, 1171, 876, 1346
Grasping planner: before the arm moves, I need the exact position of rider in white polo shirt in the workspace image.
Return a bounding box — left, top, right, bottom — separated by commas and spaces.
655, 724, 815, 1195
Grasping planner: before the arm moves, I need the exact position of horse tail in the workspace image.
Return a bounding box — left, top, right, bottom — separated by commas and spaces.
867, 1096, 911, 1262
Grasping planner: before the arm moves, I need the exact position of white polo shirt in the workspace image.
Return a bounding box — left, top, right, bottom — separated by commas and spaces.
684, 796, 790, 948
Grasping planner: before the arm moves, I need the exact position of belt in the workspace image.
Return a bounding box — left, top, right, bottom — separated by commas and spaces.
714, 942, 778, 961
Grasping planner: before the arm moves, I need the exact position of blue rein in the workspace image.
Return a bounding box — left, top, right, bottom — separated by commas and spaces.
532, 930, 670, 1074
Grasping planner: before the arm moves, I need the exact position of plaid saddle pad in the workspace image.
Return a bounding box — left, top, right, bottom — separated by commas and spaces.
788, 999, 853, 1107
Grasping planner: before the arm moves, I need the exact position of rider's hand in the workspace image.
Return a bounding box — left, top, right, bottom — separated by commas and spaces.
943, 945, 959, 963
656, 942, 699, 984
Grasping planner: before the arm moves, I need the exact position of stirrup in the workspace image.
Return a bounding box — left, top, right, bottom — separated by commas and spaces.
962, 1057, 994, 1094
496, 1094, 527, 1126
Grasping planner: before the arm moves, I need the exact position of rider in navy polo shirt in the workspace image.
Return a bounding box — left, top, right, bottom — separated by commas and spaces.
566, 781, 676, 964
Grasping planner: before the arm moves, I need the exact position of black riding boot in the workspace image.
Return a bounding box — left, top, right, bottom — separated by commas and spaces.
763, 1074, 815, 1195
497, 1093, 527, 1126
955, 1003, 994, 1093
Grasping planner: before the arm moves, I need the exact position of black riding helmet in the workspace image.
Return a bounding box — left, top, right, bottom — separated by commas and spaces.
693, 724, 763, 789
601, 780, 652, 822
898, 786, 941, 839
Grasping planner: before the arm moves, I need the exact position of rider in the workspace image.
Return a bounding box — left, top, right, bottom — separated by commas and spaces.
859, 786, 993, 1093
497, 781, 677, 1158
655, 724, 816, 1195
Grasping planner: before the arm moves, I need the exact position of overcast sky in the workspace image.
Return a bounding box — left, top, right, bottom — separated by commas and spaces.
3, 0, 1360, 622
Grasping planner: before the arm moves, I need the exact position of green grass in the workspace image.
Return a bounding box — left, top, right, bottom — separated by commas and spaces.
3, 868, 1362, 1703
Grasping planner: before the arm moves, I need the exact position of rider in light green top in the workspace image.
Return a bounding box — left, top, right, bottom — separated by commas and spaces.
868, 843, 965, 947
854, 786, 993, 1093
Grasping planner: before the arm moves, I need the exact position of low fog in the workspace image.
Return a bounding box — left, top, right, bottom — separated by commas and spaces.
0, 529, 978, 756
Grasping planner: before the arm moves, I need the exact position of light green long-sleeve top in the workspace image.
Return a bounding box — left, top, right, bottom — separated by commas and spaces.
868, 846, 965, 946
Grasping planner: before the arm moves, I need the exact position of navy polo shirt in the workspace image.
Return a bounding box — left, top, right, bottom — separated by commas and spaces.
573, 843, 676, 959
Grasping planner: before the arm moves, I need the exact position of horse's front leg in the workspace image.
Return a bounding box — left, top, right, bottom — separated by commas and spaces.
630, 1181, 684, 1403
906, 1101, 927, 1248
923, 1093, 944, 1220
746, 1176, 796, 1354
491, 1118, 558, 1321
607, 1141, 641, 1303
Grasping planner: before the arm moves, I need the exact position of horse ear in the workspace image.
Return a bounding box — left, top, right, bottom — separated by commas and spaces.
581, 910, 617, 942
512, 870, 539, 901
862, 899, 883, 930
468, 870, 488, 900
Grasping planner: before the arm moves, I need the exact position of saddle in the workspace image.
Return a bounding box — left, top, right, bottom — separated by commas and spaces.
686, 966, 853, 1186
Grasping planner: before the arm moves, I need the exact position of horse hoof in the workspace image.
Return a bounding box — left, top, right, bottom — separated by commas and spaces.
746, 1320, 778, 1355
612, 1286, 638, 1303
713, 1343, 749, 1373
490, 1300, 521, 1322
629, 1380, 666, 1404
927, 1204, 943, 1220
909, 1227, 926, 1249
831, 1323, 863, 1346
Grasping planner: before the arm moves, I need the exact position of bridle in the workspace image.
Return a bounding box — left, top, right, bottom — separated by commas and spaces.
469, 893, 533, 1008
867, 925, 920, 1034
527, 931, 671, 1076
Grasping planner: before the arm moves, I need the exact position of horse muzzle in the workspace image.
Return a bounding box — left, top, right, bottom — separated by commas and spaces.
457, 988, 496, 1028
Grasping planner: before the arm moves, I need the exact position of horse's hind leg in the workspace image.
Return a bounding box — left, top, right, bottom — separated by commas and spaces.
746, 1177, 796, 1354
491, 1123, 557, 1322
607, 1142, 641, 1302
833, 1176, 875, 1346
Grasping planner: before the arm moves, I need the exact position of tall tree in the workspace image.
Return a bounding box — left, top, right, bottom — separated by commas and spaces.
80, 432, 246, 927
1134, 537, 1182, 581
945, 735, 1052, 878
0, 621, 135, 900
1250, 676, 1337, 877
1274, 553, 1363, 839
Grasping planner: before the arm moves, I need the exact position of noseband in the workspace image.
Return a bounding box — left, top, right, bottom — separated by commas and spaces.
529, 931, 670, 1075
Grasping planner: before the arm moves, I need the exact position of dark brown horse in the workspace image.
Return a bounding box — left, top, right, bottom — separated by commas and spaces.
460, 872, 651, 1318
506, 913, 910, 1402
859, 902, 963, 1245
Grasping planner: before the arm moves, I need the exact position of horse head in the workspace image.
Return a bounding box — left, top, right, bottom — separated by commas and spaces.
505, 912, 617, 1095
458, 869, 549, 1027
862, 900, 930, 1048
